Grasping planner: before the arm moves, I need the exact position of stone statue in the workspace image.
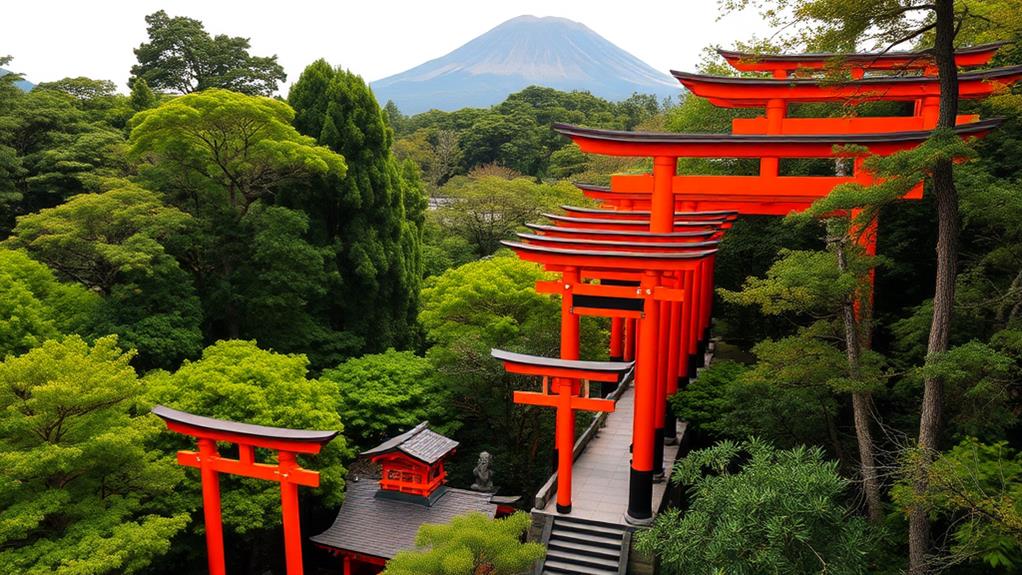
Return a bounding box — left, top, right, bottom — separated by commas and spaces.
471, 451, 495, 492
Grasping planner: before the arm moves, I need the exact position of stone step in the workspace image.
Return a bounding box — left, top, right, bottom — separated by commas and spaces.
547, 539, 621, 561
546, 548, 619, 570
552, 517, 627, 538
549, 528, 622, 550
542, 558, 618, 575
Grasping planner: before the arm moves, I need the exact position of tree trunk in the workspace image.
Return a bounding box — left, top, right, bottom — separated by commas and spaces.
910, 1, 960, 573
852, 392, 882, 522
835, 233, 883, 522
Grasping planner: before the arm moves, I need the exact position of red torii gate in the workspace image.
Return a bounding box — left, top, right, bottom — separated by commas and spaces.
491, 350, 632, 514
152, 405, 338, 575
500, 239, 719, 522
526, 221, 722, 370
555, 121, 1000, 215
518, 231, 721, 445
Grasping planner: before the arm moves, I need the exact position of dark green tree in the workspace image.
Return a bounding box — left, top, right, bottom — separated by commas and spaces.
894, 436, 1022, 571
720, 245, 887, 520
128, 89, 347, 355
0, 87, 128, 234
130, 10, 286, 95
714, 2, 1001, 569
287, 60, 426, 353
637, 439, 879, 575
5, 186, 202, 369
129, 77, 157, 112
34, 77, 134, 129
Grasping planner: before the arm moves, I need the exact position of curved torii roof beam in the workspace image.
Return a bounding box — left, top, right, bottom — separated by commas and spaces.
717, 42, 1007, 74
672, 66, 1022, 107
553, 118, 1002, 157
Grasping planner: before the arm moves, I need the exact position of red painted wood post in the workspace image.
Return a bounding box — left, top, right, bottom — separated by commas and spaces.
676, 270, 691, 381
653, 297, 671, 476
628, 271, 660, 524
651, 157, 676, 232
556, 267, 581, 513
665, 275, 683, 444
197, 438, 227, 575
684, 268, 699, 379
760, 98, 785, 177
555, 379, 575, 514
699, 257, 713, 358
343, 556, 352, 575
921, 96, 940, 128
278, 451, 304, 575
624, 319, 636, 361
609, 318, 624, 360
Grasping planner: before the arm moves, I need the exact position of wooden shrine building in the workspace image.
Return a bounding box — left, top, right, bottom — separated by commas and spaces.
311, 423, 513, 575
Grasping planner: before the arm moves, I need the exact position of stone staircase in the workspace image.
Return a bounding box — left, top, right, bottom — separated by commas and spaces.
537, 515, 631, 575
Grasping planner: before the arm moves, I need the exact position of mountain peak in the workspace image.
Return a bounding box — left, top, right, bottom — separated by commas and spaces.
371, 15, 680, 114
500, 15, 588, 27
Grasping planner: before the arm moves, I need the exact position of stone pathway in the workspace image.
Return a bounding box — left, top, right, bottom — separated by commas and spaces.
539, 384, 682, 525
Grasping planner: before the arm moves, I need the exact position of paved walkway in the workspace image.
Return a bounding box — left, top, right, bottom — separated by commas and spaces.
538, 384, 682, 525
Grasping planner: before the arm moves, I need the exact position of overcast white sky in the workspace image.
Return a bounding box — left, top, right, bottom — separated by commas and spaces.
5, 1, 767, 93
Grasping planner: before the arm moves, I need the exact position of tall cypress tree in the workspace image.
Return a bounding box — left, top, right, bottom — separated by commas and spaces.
288, 60, 425, 355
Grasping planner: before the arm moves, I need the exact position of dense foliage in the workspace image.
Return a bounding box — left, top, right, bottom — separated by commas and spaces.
4, 3, 1022, 574
131, 10, 286, 95
287, 60, 426, 357
637, 440, 878, 575
0, 336, 188, 575
321, 349, 457, 450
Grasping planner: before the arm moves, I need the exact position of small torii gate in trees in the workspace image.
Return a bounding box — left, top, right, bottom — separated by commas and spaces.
153, 405, 338, 575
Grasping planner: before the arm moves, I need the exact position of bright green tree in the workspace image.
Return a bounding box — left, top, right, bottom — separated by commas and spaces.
144, 340, 349, 533
419, 253, 605, 493
321, 349, 457, 449
129, 88, 346, 216
383, 512, 544, 575
7, 186, 192, 294
287, 60, 426, 353
130, 10, 286, 95
636, 439, 878, 575
0, 336, 188, 575
0, 248, 99, 358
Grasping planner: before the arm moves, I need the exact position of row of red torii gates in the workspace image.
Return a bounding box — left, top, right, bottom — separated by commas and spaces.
492, 42, 1019, 525
149, 41, 1021, 575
